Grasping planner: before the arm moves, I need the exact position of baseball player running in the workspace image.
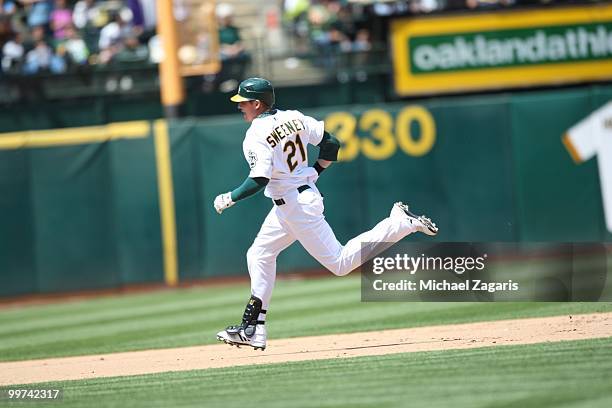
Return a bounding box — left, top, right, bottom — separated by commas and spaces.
214, 78, 438, 350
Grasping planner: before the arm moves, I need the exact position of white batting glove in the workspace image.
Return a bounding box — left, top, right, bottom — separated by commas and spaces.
214, 192, 235, 214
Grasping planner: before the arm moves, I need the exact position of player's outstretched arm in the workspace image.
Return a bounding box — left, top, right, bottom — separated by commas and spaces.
314, 131, 340, 175
214, 177, 269, 214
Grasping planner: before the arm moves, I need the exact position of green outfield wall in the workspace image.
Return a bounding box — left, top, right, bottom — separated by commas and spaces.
1, 85, 610, 296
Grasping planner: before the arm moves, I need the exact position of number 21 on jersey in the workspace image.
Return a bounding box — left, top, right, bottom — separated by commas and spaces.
283, 134, 306, 172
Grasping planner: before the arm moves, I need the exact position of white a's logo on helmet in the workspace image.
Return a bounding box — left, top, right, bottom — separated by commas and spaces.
247, 150, 258, 169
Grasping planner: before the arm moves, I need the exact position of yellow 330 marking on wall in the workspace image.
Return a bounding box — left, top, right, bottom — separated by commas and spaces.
325, 106, 436, 161
391, 4, 612, 96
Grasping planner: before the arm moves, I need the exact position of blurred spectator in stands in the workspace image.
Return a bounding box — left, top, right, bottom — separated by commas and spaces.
50, 0, 72, 40
217, 3, 246, 62
127, 0, 156, 42
2, 30, 24, 72
351, 28, 372, 80
23, 29, 65, 73
307, 2, 334, 51
284, 0, 309, 22
25, 23, 44, 43
7, 2, 29, 37
283, 0, 310, 52
73, 0, 106, 30
0, 13, 11, 48
332, 4, 356, 53
209, 2, 250, 92
414, 0, 444, 13
147, 33, 161, 63
371, 0, 408, 16
127, 0, 144, 30
61, 24, 89, 65
308, 1, 356, 70
139, 0, 157, 32
353, 28, 371, 53
21, 0, 51, 29
1, 0, 18, 16
98, 11, 132, 64
113, 33, 148, 64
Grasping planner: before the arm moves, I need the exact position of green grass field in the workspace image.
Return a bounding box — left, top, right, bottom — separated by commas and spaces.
1, 276, 611, 407
0, 276, 611, 362
4, 338, 611, 408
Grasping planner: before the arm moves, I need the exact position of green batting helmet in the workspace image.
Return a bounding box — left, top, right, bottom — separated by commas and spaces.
230, 78, 275, 107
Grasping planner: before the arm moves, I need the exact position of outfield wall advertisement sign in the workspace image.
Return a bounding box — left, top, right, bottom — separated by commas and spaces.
391, 5, 612, 95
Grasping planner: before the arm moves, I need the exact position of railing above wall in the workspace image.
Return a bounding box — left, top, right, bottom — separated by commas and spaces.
0, 46, 392, 105
0, 65, 160, 104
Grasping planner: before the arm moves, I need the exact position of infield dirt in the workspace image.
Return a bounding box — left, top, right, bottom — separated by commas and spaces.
2, 312, 611, 386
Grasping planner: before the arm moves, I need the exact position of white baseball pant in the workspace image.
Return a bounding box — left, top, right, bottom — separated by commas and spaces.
247, 185, 420, 308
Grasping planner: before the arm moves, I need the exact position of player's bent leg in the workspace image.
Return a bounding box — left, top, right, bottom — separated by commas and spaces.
217, 295, 267, 350
293, 201, 437, 277
328, 202, 438, 275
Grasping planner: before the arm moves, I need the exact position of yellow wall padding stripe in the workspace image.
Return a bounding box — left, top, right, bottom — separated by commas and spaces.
0, 121, 150, 150
154, 120, 179, 286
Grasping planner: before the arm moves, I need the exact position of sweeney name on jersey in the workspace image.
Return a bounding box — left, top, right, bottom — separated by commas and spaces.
265, 119, 305, 148
243, 109, 324, 199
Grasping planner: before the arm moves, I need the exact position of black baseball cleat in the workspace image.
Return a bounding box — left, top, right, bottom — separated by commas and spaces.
391, 202, 438, 236
217, 295, 267, 351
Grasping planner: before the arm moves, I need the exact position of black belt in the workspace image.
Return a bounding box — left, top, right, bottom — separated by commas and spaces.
274, 185, 310, 206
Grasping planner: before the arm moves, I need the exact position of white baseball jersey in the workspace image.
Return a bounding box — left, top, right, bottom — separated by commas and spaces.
564, 101, 612, 233
242, 109, 324, 199
237, 109, 425, 310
